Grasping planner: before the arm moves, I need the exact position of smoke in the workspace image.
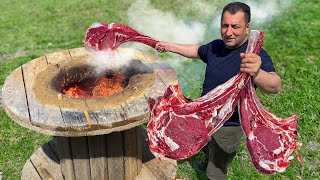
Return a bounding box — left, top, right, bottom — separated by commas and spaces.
87, 0, 293, 97
126, 0, 206, 44
244, 0, 293, 27
125, 0, 292, 97
86, 50, 135, 76
126, 0, 293, 46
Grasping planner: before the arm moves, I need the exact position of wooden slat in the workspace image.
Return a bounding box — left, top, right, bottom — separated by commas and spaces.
136, 127, 143, 174
95, 107, 125, 125
61, 110, 89, 128
116, 48, 149, 63
48, 137, 59, 160
86, 110, 99, 125
139, 51, 162, 63
21, 160, 42, 180
107, 131, 124, 180
70, 137, 91, 180
69, 47, 88, 59
121, 96, 149, 120
88, 135, 108, 179
1, 67, 30, 124
139, 50, 178, 87
57, 137, 75, 180
144, 74, 168, 100
144, 158, 177, 180
22, 56, 65, 129
124, 127, 139, 180
135, 164, 158, 180
154, 69, 179, 87
46, 50, 72, 65
29, 143, 63, 180
140, 128, 157, 163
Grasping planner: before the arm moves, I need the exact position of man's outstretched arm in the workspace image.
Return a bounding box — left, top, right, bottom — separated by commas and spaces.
155, 41, 200, 59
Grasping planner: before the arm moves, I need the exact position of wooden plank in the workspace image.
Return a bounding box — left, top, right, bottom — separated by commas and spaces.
135, 164, 158, 180
139, 50, 178, 87
69, 47, 88, 59
144, 73, 168, 100
21, 159, 42, 180
116, 48, 150, 63
1, 67, 30, 124
95, 107, 125, 125
124, 127, 139, 180
139, 50, 163, 63
22, 56, 65, 129
154, 69, 178, 87
29, 143, 63, 180
144, 158, 177, 180
86, 110, 99, 125
140, 128, 177, 180
121, 96, 149, 120
46, 50, 72, 65
61, 109, 89, 128
70, 137, 91, 180
140, 128, 156, 163
107, 131, 125, 180
57, 137, 75, 180
48, 137, 59, 160
88, 135, 108, 179
136, 127, 143, 174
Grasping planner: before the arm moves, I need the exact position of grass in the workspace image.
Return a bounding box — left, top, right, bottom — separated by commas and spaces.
0, 0, 319, 179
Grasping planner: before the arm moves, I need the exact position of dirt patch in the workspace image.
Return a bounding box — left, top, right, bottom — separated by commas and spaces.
0, 47, 27, 61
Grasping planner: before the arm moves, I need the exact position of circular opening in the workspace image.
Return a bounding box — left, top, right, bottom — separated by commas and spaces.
51, 60, 152, 98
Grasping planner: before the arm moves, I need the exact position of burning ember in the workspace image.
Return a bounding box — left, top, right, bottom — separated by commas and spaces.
62, 72, 125, 98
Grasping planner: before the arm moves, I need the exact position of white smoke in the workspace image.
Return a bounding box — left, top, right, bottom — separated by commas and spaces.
126, 0, 293, 46
243, 0, 293, 27
126, 0, 206, 45
124, 0, 292, 97
86, 0, 293, 96
86, 50, 135, 76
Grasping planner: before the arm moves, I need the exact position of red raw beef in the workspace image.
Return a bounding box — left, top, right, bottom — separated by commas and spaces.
83, 22, 158, 52
147, 30, 302, 174
239, 75, 302, 173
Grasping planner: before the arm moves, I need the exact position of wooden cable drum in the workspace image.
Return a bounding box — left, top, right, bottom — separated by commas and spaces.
2, 47, 179, 179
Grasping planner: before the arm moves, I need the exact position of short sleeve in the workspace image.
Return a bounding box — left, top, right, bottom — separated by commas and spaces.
259, 49, 276, 73
198, 42, 212, 63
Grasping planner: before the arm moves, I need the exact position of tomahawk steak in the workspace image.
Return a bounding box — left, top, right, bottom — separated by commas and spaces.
147, 30, 302, 174
83, 22, 158, 52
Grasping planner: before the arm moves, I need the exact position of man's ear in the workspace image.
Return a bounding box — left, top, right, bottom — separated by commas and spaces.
246, 23, 250, 34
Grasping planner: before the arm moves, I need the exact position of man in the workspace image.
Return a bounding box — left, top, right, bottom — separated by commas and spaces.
155, 2, 281, 179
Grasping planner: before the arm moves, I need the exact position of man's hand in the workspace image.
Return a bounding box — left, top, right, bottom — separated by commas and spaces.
240, 53, 262, 77
155, 41, 168, 53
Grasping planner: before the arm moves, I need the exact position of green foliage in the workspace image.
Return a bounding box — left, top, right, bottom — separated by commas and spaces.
0, 0, 319, 179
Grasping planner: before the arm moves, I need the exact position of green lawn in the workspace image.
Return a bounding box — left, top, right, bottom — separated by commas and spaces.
1, 0, 319, 179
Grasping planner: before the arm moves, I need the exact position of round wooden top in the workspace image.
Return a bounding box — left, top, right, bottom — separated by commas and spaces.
1, 48, 178, 137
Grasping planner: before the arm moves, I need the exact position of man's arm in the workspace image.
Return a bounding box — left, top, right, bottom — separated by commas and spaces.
155, 41, 200, 59
240, 53, 282, 94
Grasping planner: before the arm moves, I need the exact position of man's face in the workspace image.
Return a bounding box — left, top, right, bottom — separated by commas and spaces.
220, 11, 250, 49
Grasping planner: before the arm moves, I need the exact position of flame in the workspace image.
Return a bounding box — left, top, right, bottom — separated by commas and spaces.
63, 72, 125, 98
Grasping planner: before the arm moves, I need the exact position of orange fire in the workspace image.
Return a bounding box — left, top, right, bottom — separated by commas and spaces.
63, 72, 125, 98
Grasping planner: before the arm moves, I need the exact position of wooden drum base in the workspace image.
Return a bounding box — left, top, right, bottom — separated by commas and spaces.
22, 128, 177, 180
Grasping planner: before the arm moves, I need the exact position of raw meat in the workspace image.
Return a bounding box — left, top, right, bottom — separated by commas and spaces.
147, 30, 302, 174
148, 73, 250, 160
239, 74, 302, 173
83, 22, 158, 52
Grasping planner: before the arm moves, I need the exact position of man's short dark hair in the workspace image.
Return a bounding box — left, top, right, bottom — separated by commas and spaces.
221, 2, 251, 24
